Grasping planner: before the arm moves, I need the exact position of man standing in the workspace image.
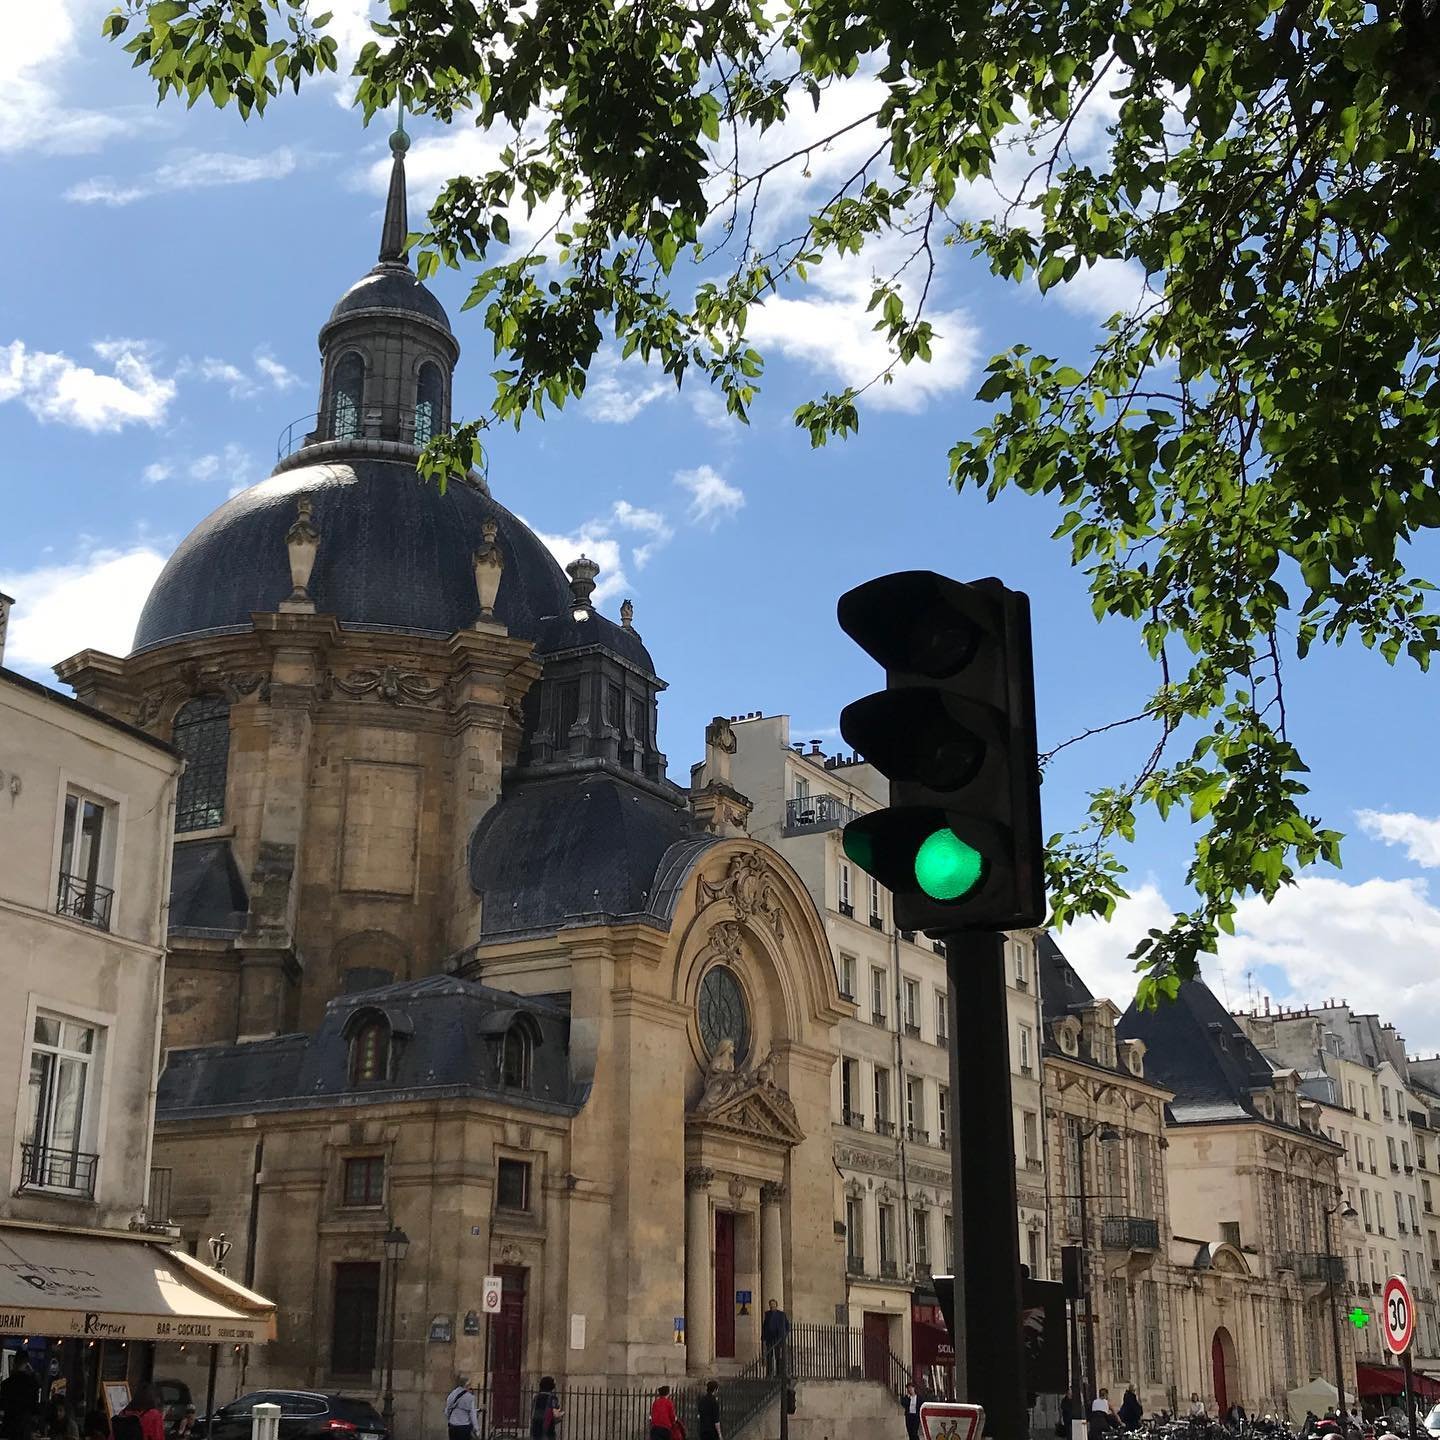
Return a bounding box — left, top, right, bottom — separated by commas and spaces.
443, 1374, 480, 1440
1, 1355, 39, 1440
762, 1298, 790, 1377
902, 1382, 923, 1440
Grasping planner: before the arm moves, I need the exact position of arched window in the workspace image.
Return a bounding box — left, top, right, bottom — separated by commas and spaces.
349, 1018, 389, 1085
172, 695, 230, 832
414, 362, 443, 445
331, 352, 364, 440
502, 1024, 532, 1090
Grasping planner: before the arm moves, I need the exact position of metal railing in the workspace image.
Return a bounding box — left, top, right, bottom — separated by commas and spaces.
55, 871, 113, 929
907, 1125, 930, 1144
20, 1143, 98, 1197
874, 1117, 896, 1137
276, 404, 441, 461
842, 1110, 868, 1130
1284, 1252, 1346, 1284
1101, 1216, 1160, 1250
786, 1322, 914, 1393
784, 794, 858, 833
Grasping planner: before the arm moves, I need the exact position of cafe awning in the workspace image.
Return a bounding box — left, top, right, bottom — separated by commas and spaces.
1355, 1364, 1440, 1400
0, 1224, 276, 1344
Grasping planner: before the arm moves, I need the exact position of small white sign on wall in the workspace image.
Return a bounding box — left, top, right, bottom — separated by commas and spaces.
569, 1314, 586, 1350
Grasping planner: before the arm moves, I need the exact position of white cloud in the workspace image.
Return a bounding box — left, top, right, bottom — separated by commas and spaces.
1058, 871, 1440, 1052
583, 353, 673, 424
254, 353, 300, 391
0, 2, 133, 156
142, 462, 173, 485
675, 465, 744, 527
688, 385, 735, 432
0, 338, 175, 431
528, 523, 629, 605
612, 501, 674, 569
189, 350, 302, 400
1358, 810, 1440, 869
68, 148, 301, 206
0, 543, 167, 674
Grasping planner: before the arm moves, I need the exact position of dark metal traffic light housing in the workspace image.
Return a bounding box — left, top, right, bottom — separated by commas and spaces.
837, 570, 1044, 934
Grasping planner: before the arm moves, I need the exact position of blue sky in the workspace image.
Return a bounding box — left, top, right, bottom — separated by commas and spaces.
5, 1, 1440, 1044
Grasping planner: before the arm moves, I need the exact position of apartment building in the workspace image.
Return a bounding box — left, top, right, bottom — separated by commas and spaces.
723, 711, 1045, 1365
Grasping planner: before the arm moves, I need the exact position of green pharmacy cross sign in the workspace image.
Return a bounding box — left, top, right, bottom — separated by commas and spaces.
1348, 1307, 1370, 1329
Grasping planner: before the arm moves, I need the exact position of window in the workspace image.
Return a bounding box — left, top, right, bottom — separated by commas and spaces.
1142, 1280, 1163, 1383
1348, 1081, 1356, 1111
1010, 939, 1028, 987
23, 1014, 99, 1194
1017, 1023, 1034, 1075
497, 1158, 531, 1211
172, 696, 230, 832
1424, 1178, 1434, 1212
698, 966, 750, 1062
502, 1025, 532, 1089
414, 361, 443, 445
841, 1058, 861, 1125
839, 953, 857, 1000
943, 1213, 954, 1268
938, 1086, 950, 1149
935, 989, 949, 1045
1356, 1135, 1365, 1170
1412, 1195, 1421, 1230
349, 1019, 390, 1084
1362, 1189, 1373, 1227
846, 1197, 865, 1268
331, 1262, 380, 1373
1106, 1276, 1128, 1376
56, 789, 115, 929
874, 1066, 892, 1132
1383, 1087, 1393, 1119
878, 1204, 896, 1272
1220, 1220, 1241, 1247
1023, 1110, 1039, 1163
331, 352, 364, 439
1389, 1137, 1399, 1170
1369, 1138, 1378, 1171
1404, 1140, 1412, 1170
1027, 1228, 1042, 1277
913, 1208, 930, 1269
903, 978, 920, 1034
1134, 1141, 1153, 1218
868, 875, 882, 925
1397, 1192, 1406, 1230
1363, 1091, 1372, 1120
838, 862, 853, 915
871, 967, 888, 1026
342, 1156, 385, 1208
793, 774, 811, 801
906, 1077, 926, 1139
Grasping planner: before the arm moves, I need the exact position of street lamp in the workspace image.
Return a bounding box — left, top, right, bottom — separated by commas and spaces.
1325, 1199, 1360, 1423
382, 1223, 411, 1430
1074, 1124, 1122, 1412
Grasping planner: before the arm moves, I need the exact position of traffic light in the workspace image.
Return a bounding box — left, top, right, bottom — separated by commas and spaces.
837, 570, 1043, 934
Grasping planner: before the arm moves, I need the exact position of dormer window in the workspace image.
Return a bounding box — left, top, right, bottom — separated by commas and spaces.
502, 1024, 532, 1090
349, 1016, 389, 1084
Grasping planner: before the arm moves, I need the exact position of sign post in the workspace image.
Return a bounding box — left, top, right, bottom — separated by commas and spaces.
480, 1276, 503, 1439
1381, 1274, 1418, 1440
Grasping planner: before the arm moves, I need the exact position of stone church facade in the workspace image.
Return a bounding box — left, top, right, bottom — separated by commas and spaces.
57, 128, 848, 1429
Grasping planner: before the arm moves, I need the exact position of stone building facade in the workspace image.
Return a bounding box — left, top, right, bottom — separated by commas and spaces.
55, 132, 848, 1430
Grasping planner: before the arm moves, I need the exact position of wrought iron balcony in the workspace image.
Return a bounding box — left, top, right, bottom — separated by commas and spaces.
874, 1117, 896, 1137
905, 1022, 921, 1038
846, 1254, 866, 1276
1287, 1253, 1347, 1285
55, 871, 113, 930
1101, 1216, 1160, 1251
906, 1125, 930, 1145
20, 1143, 98, 1197
842, 1110, 868, 1131
880, 1259, 900, 1279
276, 403, 441, 461
784, 794, 858, 834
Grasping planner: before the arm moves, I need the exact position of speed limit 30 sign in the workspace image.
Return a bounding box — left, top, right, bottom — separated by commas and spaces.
1383, 1274, 1415, 1355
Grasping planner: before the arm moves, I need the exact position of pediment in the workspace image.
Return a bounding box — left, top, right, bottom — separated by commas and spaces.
690, 1081, 806, 1147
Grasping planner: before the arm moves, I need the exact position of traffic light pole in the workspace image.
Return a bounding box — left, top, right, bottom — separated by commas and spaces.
949, 930, 1028, 1440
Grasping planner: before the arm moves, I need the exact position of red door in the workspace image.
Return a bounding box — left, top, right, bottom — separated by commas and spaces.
1212, 1331, 1229, 1416
490, 1266, 527, 1425
864, 1311, 890, 1383
715, 1213, 736, 1359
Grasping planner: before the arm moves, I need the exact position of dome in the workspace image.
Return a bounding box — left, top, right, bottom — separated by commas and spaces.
131, 458, 653, 670
326, 262, 452, 335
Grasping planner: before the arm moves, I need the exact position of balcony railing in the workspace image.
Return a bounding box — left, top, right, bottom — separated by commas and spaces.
846, 1254, 866, 1275
906, 1125, 930, 1145
879, 1259, 900, 1279
276, 404, 442, 461
1101, 1216, 1160, 1251
20, 1143, 98, 1198
842, 1110, 868, 1130
839, 901, 855, 918
1287, 1252, 1347, 1285
874, 1118, 896, 1138
900, 930, 916, 943
904, 1022, 921, 1038
55, 871, 113, 930
784, 794, 858, 834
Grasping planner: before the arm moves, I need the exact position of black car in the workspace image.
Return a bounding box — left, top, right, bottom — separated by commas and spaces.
205, 1392, 388, 1440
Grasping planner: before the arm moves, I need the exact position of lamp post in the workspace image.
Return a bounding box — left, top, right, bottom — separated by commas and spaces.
1075, 1124, 1122, 1412
382, 1222, 411, 1431
1325, 1199, 1359, 1423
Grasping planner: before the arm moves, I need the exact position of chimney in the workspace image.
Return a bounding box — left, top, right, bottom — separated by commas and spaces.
0, 591, 11, 667
1263, 996, 1270, 1015
810, 740, 823, 755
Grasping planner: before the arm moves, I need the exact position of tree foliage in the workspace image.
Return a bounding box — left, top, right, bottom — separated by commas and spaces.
104, 0, 1440, 1003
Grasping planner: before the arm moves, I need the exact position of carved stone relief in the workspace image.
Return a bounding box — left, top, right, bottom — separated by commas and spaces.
696, 853, 785, 938
320, 665, 448, 709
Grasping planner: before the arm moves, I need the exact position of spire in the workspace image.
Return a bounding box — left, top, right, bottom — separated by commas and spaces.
379, 108, 410, 265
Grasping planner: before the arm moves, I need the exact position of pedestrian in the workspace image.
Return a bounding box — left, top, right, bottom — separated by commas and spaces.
529, 1377, 562, 1440
697, 1380, 722, 1440
1089, 1389, 1117, 1440
1120, 1389, 1143, 1431
1060, 1391, 1075, 1438
1226, 1402, 1247, 1430
1190, 1396, 1209, 1421
46, 1399, 78, 1440
111, 1386, 165, 1440
445, 1376, 480, 1440
761, 1299, 790, 1377
902, 1382, 923, 1440
1, 1356, 39, 1440
648, 1385, 681, 1440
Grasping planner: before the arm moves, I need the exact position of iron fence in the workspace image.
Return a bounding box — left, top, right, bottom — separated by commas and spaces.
785, 1321, 913, 1394
55, 870, 113, 929
784, 794, 858, 832
20, 1143, 98, 1197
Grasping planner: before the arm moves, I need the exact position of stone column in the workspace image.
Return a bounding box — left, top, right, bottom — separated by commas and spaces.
686, 1168, 715, 1370
760, 1181, 786, 1311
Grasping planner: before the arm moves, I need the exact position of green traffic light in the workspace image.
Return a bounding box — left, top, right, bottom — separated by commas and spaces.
915, 828, 985, 900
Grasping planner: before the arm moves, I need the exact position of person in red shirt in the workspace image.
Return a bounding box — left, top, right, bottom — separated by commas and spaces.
112, 1387, 165, 1440
649, 1385, 682, 1440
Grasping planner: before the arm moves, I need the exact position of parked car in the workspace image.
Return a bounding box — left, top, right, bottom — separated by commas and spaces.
1421, 1406, 1440, 1439
205, 1392, 387, 1440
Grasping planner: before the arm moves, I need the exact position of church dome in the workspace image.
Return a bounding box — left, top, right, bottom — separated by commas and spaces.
326, 262, 452, 335
131, 459, 649, 668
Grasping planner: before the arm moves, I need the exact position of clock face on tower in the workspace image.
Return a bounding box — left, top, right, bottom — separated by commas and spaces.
698, 965, 750, 1065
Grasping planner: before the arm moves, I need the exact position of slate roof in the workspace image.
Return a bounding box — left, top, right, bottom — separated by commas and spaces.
157, 975, 578, 1118
1036, 932, 1095, 1012
469, 769, 718, 937
1118, 978, 1284, 1125
326, 262, 453, 335
131, 458, 654, 674
169, 838, 248, 934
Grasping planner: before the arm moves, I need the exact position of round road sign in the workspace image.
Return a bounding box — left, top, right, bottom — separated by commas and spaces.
1383, 1274, 1415, 1355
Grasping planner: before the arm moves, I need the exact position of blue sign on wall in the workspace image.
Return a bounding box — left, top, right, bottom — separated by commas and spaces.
736, 1291, 753, 1314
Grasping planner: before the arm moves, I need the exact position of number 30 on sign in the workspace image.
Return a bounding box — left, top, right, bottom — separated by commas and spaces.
1383, 1275, 1415, 1356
